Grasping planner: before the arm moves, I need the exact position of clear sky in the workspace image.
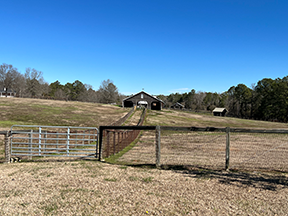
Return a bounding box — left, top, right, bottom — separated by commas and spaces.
1, 0, 287, 95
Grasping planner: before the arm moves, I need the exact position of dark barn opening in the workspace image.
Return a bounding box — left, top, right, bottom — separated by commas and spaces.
151, 101, 161, 110
124, 101, 134, 107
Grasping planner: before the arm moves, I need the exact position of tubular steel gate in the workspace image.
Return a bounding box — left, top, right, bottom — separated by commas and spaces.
10, 125, 98, 159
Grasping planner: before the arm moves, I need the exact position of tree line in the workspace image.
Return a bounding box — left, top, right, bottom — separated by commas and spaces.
157, 76, 288, 122
0, 63, 123, 104
2, 63, 287, 122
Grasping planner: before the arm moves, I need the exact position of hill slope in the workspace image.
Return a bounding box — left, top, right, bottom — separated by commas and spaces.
0, 97, 128, 129
1, 97, 287, 130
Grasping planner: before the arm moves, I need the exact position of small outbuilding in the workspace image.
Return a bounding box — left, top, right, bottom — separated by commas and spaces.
0, 88, 16, 98
122, 91, 164, 110
212, 108, 228, 116
171, 102, 185, 109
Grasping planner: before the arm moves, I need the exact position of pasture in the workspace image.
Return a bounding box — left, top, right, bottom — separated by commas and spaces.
0, 98, 288, 215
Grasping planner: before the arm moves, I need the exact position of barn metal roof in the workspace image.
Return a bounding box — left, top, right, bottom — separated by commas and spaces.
0, 88, 16, 93
212, 108, 228, 112
173, 102, 185, 107
123, 91, 164, 103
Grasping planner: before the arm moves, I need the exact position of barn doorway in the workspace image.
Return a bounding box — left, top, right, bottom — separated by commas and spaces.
151, 101, 161, 110
123, 101, 134, 107
137, 101, 148, 108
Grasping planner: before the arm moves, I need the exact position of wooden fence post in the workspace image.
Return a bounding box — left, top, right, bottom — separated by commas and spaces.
98, 126, 103, 161
5, 131, 10, 163
117, 132, 120, 153
107, 131, 110, 158
225, 127, 230, 170
156, 125, 161, 168
113, 131, 116, 155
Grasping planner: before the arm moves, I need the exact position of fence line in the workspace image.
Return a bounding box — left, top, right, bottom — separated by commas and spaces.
3, 121, 288, 172
99, 108, 148, 159
110, 107, 135, 126
99, 126, 288, 171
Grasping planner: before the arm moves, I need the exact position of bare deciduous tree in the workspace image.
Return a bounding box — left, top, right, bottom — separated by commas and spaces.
54, 89, 67, 100
25, 68, 45, 97
0, 63, 24, 96
98, 79, 119, 104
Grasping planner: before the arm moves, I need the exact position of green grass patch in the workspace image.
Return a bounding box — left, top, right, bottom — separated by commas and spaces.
104, 178, 117, 182
128, 176, 138, 181
122, 109, 136, 125
41, 202, 59, 215
0, 103, 12, 106
119, 166, 128, 169
142, 176, 153, 183
0, 120, 28, 128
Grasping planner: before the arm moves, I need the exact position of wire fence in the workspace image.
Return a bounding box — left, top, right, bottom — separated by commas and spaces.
100, 108, 147, 158
160, 130, 226, 169
229, 132, 288, 172
101, 126, 288, 172
110, 107, 135, 126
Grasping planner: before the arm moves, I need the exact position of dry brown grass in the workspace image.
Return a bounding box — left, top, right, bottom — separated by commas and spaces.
0, 161, 287, 215
0, 97, 127, 129
146, 109, 288, 129
1, 100, 288, 215
124, 109, 143, 126
0, 97, 128, 162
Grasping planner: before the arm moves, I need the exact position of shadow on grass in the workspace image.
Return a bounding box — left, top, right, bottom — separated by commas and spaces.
123, 163, 288, 191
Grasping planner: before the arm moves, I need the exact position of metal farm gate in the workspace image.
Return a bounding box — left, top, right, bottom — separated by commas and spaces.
10, 125, 98, 159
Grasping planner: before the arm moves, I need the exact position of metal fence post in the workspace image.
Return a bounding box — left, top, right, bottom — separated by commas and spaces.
39, 127, 42, 156
225, 127, 230, 170
156, 125, 161, 168
5, 131, 10, 163
29, 130, 33, 160
56, 133, 59, 150
44, 131, 47, 157
67, 127, 70, 156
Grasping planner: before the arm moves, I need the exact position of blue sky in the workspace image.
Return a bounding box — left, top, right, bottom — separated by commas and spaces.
1, 0, 287, 95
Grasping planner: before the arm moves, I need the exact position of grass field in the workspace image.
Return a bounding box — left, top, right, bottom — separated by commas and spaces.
1, 98, 288, 215
117, 130, 288, 172
0, 97, 128, 129
1, 161, 287, 215
145, 109, 288, 129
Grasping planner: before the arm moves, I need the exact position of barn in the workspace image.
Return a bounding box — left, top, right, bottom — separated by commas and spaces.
212, 108, 228, 116
122, 91, 164, 110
